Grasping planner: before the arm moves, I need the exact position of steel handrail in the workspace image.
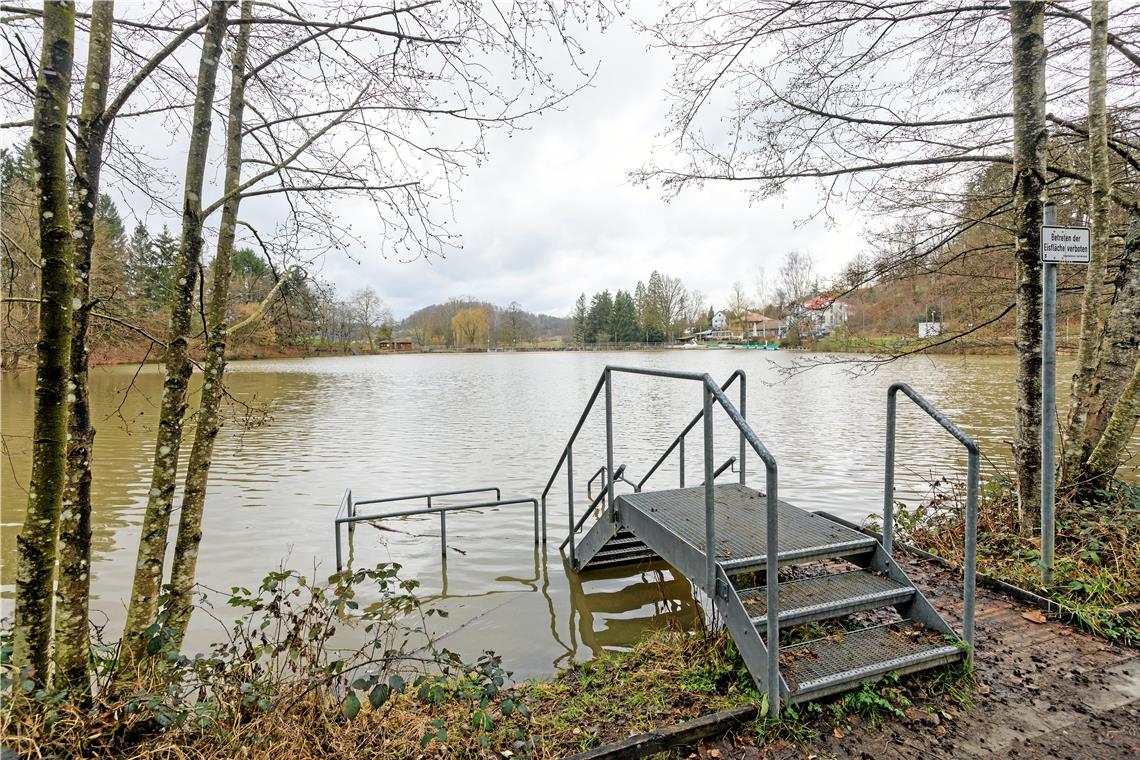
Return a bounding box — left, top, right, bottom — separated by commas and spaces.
540, 372, 608, 552
883, 382, 978, 657
636, 370, 747, 491
601, 366, 781, 717
586, 466, 607, 500
354, 486, 502, 508
334, 496, 539, 571
699, 456, 737, 485
558, 487, 608, 550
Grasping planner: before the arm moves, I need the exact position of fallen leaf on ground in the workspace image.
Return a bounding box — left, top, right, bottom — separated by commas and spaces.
1022, 610, 1047, 624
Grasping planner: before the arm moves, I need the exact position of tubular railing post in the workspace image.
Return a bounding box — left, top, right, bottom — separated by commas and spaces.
739, 373, 747, 485
335, 521, 343, 572
679, 436, 686, 487
765, 464, 780, 719
964, 450, 979, 660
887, 381, 981, 658
566, 446, 576, 567
605, 369, 615, 517
883, 389, 897, 556
703, 386, 716, 599
533, 499, 540, 544
347, 489, 355, 536
434, 496, 447, 556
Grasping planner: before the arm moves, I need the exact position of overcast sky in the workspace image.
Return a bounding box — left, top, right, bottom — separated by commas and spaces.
5, 2, 868, 320
280, 6, 866, 319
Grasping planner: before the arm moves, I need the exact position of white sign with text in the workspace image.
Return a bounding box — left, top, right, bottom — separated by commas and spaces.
1041, 225, 1091, 264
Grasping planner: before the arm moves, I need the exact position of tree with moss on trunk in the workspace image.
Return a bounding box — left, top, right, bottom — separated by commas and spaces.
12, 0, 76, 687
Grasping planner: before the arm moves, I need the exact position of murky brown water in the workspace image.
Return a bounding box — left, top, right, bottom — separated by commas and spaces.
2, 351, 1135, 677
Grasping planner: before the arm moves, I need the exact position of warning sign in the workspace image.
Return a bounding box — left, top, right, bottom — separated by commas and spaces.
1041, 225, 1091, 264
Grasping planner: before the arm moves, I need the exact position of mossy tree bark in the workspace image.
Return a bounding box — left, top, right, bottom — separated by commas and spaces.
118, 0, 232, 677
1085, 343, 1140, 484
167, 0, 252, 648
54, 0, 113, 695
13, 0, 76, 686
1061, 0, 1111, 484
1080, 219, 1140, 485
1009, 0, 1047, 535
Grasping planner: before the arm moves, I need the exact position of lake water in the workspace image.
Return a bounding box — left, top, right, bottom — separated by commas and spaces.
2, 351, 1134, 678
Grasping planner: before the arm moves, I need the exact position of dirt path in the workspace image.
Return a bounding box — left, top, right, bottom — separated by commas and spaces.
713, 551, 1140, 759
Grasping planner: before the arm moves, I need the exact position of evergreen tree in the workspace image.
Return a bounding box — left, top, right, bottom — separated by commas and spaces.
586, 290, 613, 343
572, 292, 588, 346
120, 222, 178, 307
610, 289, 638, 342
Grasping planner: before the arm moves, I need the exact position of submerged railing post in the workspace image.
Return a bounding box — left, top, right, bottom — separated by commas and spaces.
566, 446, 575, 567
703, 385, 715, 599
434, 496, 447, 556
347, 489, 355, 536
335, 522, 343, 572
883, 391, 897, 556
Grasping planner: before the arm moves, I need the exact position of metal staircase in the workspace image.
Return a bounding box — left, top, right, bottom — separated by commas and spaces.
542, 366, 979, 717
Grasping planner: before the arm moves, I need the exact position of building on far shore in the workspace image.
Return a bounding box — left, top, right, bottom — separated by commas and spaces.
788, 296, 851, 336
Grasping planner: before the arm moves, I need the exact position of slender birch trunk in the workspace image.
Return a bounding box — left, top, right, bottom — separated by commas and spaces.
1061, 0, 1110, 484
13, 0, 76, 686
168, 0, 252, 648
1085, 349, 1140, 484
1080, 218, 1140, 480
54, 0, 113, 694
1009, 0, 1047, 535
119, 0, 232, 675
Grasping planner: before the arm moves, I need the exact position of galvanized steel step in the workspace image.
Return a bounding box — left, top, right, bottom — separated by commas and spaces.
583, 550, 660, 569
617, 484, 877, 574
780, 620, 965, 703
738, 570, 914, 632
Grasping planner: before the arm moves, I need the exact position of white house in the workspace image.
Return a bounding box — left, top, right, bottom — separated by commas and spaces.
790, 296, 852, 334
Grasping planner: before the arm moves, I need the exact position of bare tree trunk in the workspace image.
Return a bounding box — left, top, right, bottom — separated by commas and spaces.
119, 0, 231, 676
1009, 0, 1047, 535
13, 0, 76, 686
53, 0, 113, 695
168, 0, 251, 648
1085, 350, 1140, 483
1061, 0, 1110, 483
1079, 218, 1140, 479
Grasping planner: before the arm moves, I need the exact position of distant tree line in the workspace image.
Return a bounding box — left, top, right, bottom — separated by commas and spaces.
403, 298, 570, 348
571, 270, 707, 345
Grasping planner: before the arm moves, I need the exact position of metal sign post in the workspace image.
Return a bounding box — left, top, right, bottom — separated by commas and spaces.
1039, 205, 1090, 585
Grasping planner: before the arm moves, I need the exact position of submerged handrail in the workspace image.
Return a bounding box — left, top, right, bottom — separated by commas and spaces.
883, 382, 978, 657
334, 496, 539, 571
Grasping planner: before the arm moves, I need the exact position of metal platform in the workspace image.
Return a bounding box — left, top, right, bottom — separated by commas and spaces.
617, 483, 877, 573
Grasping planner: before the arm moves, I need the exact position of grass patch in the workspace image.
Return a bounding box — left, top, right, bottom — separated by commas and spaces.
883, 476, 1140, 644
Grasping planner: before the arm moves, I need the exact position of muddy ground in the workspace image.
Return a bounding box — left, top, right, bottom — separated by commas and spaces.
700, 551, 1140, 759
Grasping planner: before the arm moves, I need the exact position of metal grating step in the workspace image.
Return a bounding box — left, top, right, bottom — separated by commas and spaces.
582, 550, 660, 569
738, 570, 914, 633
780, 620, 964, 703
593, 543, 654, 560
619, 484, 877, 575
